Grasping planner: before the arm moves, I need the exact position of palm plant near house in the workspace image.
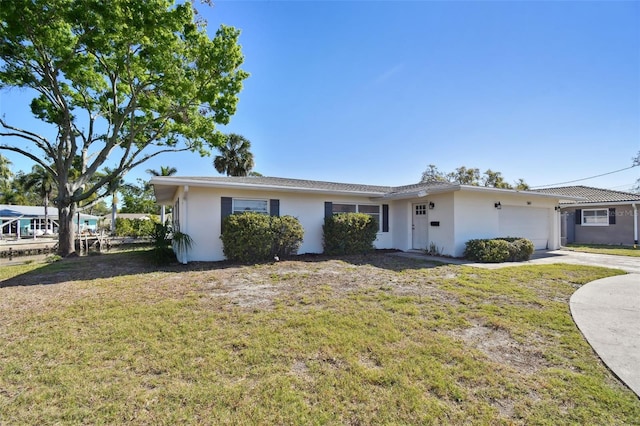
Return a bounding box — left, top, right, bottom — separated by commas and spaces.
213, 133, 255, 176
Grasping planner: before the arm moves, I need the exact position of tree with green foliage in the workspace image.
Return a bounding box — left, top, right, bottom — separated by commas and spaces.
447, 166, 481, 185
482, 169, 511, 189
19, 164, 56, 234
0, 154, 12, 197
213, 134, 255, 176
120, 178, 157, 214
0, 154, 11, 182
0, 0, 248, 256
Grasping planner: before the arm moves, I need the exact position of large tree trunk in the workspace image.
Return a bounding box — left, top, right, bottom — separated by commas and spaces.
57, 203, 76, 257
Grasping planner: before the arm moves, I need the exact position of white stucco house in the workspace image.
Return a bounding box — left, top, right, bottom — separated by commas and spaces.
151, 176, 570, 263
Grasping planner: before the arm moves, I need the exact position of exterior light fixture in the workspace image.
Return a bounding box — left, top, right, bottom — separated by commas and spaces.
428, 202, 435, 209
494, 202, 502, 209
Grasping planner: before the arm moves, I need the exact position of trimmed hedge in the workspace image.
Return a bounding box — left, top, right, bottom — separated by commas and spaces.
323, 213, 378, 255
221, 213, 304, 263
464, 237, 535, 263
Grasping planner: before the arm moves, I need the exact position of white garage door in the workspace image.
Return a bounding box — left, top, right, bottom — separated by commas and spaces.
499, 206, 549, 249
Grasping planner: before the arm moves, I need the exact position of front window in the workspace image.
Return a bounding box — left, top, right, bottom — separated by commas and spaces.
332, 203, 357, 214
233, 199, 268, 215
582, 209, 608, 226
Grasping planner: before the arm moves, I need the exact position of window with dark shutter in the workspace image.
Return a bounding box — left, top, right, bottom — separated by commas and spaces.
221, 197, 232, 233
270, 199, 280, 217
575, 209, 581, 225
609, 208, 616, 225
382, 204, 389, 232
324, 202, 333, 219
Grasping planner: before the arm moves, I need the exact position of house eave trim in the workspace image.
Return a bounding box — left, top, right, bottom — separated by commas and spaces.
150, 178, 388, 198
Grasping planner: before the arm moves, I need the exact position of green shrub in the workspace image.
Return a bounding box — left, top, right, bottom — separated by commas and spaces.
464, 237, 535, 263
221, 213, 304, 263
271, 215, 305, 259
504, 238, 535, 261
114, 217, 134, 237
323, 213, 378, 255
115, 217, 157, 237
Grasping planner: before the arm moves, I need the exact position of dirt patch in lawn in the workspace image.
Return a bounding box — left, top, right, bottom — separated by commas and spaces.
451, 319, 549, 374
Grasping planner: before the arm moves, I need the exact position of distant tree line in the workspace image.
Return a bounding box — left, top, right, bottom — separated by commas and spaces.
421, 164, 530, 190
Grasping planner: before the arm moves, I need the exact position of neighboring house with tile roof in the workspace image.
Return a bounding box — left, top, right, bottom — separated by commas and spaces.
535, 186, 640, 246
151, 176, 574, 263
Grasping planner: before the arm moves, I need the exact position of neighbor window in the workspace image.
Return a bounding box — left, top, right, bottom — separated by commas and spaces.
332, 203, 381, 230
233, 199, 268, 215
582, 209, 609, 226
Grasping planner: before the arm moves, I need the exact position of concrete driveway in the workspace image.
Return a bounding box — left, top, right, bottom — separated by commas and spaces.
524, 249, 640, 274
570, 274, 640, 397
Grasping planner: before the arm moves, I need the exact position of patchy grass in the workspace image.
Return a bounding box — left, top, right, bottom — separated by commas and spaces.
0, 251, 638, 424
564, 243, 640, 257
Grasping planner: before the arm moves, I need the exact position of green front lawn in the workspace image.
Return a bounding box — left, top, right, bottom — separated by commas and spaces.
1, 251, 638, 424
564, 243, 640, 257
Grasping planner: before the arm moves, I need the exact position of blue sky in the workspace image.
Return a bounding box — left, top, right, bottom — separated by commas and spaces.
1, 0, 639, 191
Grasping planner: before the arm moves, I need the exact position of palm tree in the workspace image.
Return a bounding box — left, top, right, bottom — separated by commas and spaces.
213, 134, 255, 177
146, 166, 178, 223
0, 154, 12, 198
0, 154, 11, 181
20, 164, 56, 234
98, 167, 129, 233
146, 166, 178, 179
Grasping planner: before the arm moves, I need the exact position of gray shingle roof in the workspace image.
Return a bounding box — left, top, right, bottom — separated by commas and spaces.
535, 186, 640, 204
151, 176, 575, 203
152, 176, 393, 194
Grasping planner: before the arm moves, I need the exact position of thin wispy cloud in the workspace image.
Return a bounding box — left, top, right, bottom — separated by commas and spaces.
373, 63, 404, 85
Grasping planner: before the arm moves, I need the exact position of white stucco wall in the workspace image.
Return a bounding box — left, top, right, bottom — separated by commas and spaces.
452, 190, 560, 257
388, 193, 456, 255
174, 187, 393, 262
424, 193, 456, 255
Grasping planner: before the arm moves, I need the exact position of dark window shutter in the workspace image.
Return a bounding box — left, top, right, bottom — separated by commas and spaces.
575, 209, 581, 225
324, 202, 333, 218
221, 197, 232, 233
382, 204, 389, 232
270, 199, 280, 217
609, 208, 616, 225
